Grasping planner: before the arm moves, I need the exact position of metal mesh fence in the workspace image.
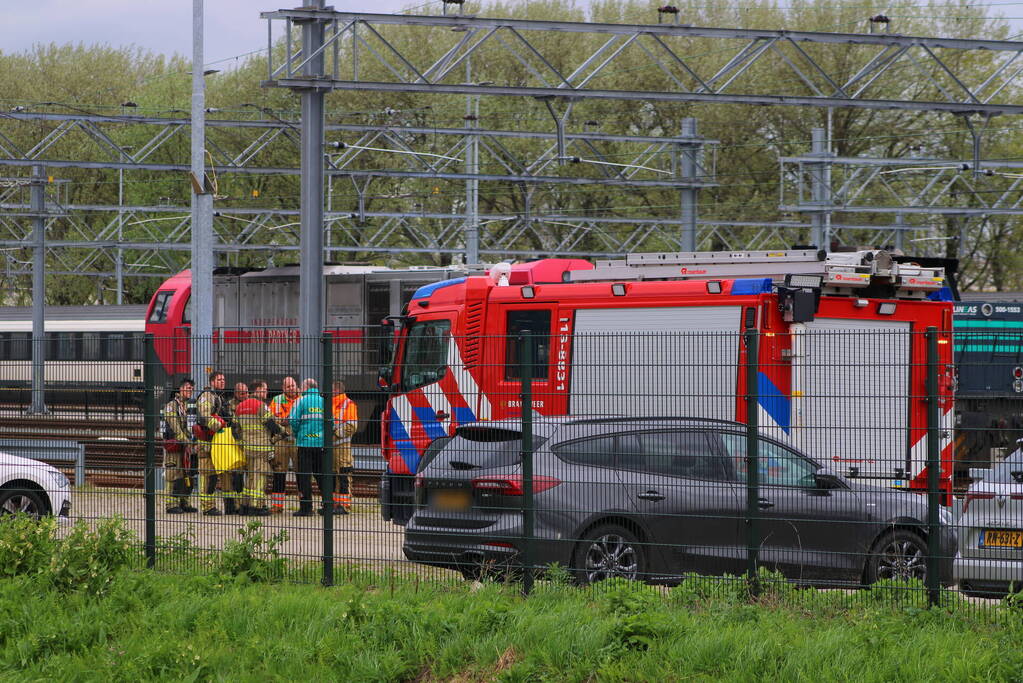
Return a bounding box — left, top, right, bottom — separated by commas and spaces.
1, 327, 1020, 609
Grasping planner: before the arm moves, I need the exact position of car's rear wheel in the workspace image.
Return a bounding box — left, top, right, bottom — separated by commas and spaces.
572, 524, 645, 584
865, 529, 928, 584
0, 487, 46, 519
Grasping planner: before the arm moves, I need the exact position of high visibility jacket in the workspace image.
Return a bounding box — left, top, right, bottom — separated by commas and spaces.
195, 388, 227, 443
269, 392, 298, 439
162, 397, 191, 443
289, 388, 325, 447
332, 394, 358, 444
234, 397, 275, 451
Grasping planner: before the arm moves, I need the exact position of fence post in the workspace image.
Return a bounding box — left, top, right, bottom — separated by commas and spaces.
925, 326, 941, 607
321, 333, 335, 588
519, 331, 535, 596
744, 327, 760, 595
143, 334, 157, 569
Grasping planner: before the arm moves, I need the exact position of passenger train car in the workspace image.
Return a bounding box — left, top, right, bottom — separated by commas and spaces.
144, 265, 482, 444
0, 305, 148, 408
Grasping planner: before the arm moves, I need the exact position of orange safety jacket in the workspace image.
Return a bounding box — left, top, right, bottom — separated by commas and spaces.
269, 392, 298, 440
332, 394, 358, 443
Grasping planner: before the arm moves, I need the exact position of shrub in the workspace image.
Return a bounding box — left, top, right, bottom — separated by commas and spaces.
0, 514, 57, 579
50, 517, 137, 596
218, 520, 288, 582
671, 573, 748, 607
156, 525, 211, 570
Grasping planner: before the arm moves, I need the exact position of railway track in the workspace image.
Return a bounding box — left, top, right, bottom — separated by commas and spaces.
0, 414, 383, 498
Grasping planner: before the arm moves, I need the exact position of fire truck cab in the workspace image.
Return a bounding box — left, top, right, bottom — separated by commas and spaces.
379, 249, 955, 524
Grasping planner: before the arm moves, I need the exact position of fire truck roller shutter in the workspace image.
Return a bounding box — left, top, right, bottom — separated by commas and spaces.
793, 317, 911, 479
569, 306, 742, 420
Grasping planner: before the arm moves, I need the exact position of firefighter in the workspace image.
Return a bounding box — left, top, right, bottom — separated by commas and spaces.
289, 378, 325, 517
222, 381, 249, 515
233, 379, 280, 516
268, 375, 300, 514
162, 377, 197, 514
331, 380, 359, 514
194, 370, 229, 516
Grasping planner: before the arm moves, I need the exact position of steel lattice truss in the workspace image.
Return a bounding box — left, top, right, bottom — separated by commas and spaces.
262, 11, 1023, 115
780, 155, 1023, 216
0, 203, 827, 278
2, 109, 811, 279
0, 107, 973, 279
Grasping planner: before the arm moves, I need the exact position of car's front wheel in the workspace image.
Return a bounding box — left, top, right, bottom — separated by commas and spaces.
572, 524, 646, 584
865, 529, 928, 584
0, 487, 47, 519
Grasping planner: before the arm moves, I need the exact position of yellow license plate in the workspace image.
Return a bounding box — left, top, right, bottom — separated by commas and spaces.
981, 530, 1023, 548
432, 489, 472, 512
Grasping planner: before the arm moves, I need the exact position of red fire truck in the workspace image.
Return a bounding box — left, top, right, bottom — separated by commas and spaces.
378, 249, 955, 523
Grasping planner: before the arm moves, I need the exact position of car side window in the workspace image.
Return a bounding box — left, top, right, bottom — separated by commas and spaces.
720, 433, 817, 487
618, 430, 726, 480
553, 435, 616, 468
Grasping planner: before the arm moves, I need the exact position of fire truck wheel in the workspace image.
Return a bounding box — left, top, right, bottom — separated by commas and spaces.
864, 529, 928, 585
572, 524, 646, 585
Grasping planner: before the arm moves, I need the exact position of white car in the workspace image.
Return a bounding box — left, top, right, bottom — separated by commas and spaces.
0, 452, 72, 520
954, 449, 1023, 598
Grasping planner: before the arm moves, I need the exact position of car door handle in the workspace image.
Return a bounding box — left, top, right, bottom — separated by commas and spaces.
637, 490, 665, 502
758, 498, 775, 509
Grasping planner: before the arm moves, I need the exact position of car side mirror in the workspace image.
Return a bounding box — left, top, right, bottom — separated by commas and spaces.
813, 469, 844, 491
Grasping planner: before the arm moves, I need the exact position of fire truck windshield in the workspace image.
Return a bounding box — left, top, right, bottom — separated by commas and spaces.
400, 319, 451, 391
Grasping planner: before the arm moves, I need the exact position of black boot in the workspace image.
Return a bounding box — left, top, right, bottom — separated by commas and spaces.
224, 497, 238, 515
174, 479, 197, 512
272, 472, 286, 499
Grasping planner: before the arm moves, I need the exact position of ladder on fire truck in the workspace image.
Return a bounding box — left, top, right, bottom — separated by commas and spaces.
567, 248, 946, 299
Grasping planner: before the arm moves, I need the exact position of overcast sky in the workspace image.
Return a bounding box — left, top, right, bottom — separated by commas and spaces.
3, 1, 1021, 67
0, 1, 416, 66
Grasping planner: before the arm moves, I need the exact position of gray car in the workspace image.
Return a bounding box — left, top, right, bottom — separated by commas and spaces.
954, 449, 1023, 597
402, 416, 956, 586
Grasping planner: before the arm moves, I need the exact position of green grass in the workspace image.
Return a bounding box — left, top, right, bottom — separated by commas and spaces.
2, 516, 1022, 680
2, 568, 1023, 681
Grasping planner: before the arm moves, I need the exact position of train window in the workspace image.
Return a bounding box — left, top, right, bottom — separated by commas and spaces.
82, 332, 101, 361
130, 333, 145, 361
182, 295, 191, 325
56, 333, 75, 361
10, 333, 30, 361
148, 291, 173, 324
106, 334, 126, 360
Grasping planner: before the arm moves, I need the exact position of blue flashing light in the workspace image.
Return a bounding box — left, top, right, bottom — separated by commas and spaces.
411, 277, 467, 300
731, 278, 773, 295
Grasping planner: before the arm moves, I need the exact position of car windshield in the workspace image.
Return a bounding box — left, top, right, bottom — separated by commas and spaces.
429, 427, 548, 469
984, 449, 1023, 484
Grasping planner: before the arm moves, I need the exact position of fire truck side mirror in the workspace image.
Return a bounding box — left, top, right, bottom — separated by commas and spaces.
378, 366, 394, 392
778, 286, 820, 323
